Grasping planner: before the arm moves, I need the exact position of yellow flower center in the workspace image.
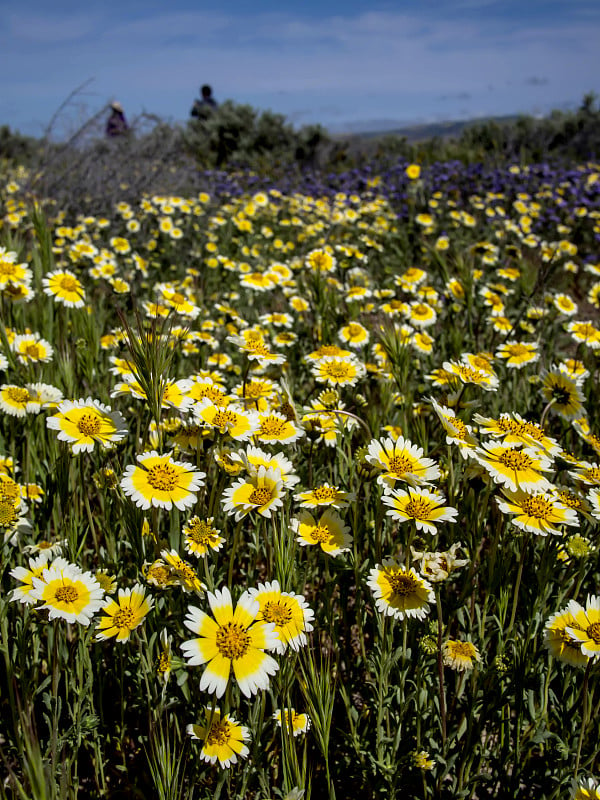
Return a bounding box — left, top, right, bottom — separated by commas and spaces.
6, 387, 30, 404
113, 607, 135, 629
557, 491, 581, 509
170, 292, 185, 305
522, 422, 545, 442
496, 417, 522, 433
447, 641, 475, 659
173, 559, 197, 582
207, 720, 232, 746
207, 388, 228, 404
262, 600, 293, 626
404, 498, 434, 519
582, 468, 600, 482
446, 417, 467, 439
55, 585, 79, 604
77, 413, 102, 436
312, 486, 337, 502
250, 342, 272, 357
498, 450, 534, 471
59, 275, 79, 292
146, 463, 179, 491
412, 304, 430, 318
187, 519, 214, 544
147, 565, 171, 585
386, 571, 419, 596
248, 487, 272, 506
244, 382, 268, 398
347, 323, 363, 336
260, 417, 286, 436
212, 410, 238, 428
157, 651, 171, 674
388, 455, 415, 475
507, 344, 530, 357
95, 573, 114, 591
316, 346, 343, 357
309, 253, 332, 271
323, 362, 353, 379
520, 495, 553, 518
0, 478, 20, 501
456, 366, 480, 382
573, 323, 595, 337
586, 622, 600, 644
310, 524, 331, 543
23, 343, 44, 359
0, 499, 17, 526
215, 622, 251, 659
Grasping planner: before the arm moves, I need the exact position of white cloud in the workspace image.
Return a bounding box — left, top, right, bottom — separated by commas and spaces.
3, 5, 600, 135
6, 10, 102, 43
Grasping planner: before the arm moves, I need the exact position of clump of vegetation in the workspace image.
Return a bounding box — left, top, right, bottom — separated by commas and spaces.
0, 125, 38, 165
0, 140, 599, 799
3, 94, 600, 214
184, 99, 329, 171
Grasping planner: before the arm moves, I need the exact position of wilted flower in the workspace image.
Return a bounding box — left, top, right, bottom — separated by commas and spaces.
410, 542, 469, 582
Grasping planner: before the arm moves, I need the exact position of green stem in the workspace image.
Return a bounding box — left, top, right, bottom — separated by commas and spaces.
435, 591, 447, 747
574, 661, 591, 777
227, 520, 242, 586
508, 533, 530, 633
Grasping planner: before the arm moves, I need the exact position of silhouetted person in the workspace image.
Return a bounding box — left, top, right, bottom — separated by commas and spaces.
106, 102, 129, 137
190, 85, 218, 118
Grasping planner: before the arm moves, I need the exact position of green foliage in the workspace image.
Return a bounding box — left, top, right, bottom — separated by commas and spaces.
0, 126, 37, 165
184, 100, 329, 170
342, 93, 600, 167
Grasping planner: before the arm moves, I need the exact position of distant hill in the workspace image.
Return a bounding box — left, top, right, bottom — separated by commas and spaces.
331, 113, 522, 142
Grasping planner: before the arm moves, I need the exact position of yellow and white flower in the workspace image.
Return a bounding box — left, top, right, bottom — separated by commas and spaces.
47, 398, 127, 454
496, 489, 579, 536
95, 584, 153, 643
442, 639, 481, 671
42, 269, 86, 308
473, 442, 553, 493
291, 508, 352, 556
183, 516, 225, 558
367, 560, 434, 620
382, 487, 458, 534
195, 399, 259, 441
30, 562, 104, 625
249, 580, 314, 653
11, 333, 54, 365
181, 586, 279, 698
312, 356, 366, 387
366, 436, 440, 490
566, 595, 600, 660
221, 466, 285, 520
295, 483, 355, 509
0, 384, 41, 417
544, 606, 590, 668
187, 707, 250, 768
121, 451, 205, 511
273, 708, 311, 736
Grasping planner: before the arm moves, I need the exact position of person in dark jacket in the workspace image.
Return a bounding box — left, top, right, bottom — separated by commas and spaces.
106, 102, 129, 137
190, 85, 218, 118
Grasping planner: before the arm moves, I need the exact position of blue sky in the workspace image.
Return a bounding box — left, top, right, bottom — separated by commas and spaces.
2, 0, 600, 137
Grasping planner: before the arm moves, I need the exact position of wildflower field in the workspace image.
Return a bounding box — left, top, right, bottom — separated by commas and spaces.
1, 155, 600, 800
